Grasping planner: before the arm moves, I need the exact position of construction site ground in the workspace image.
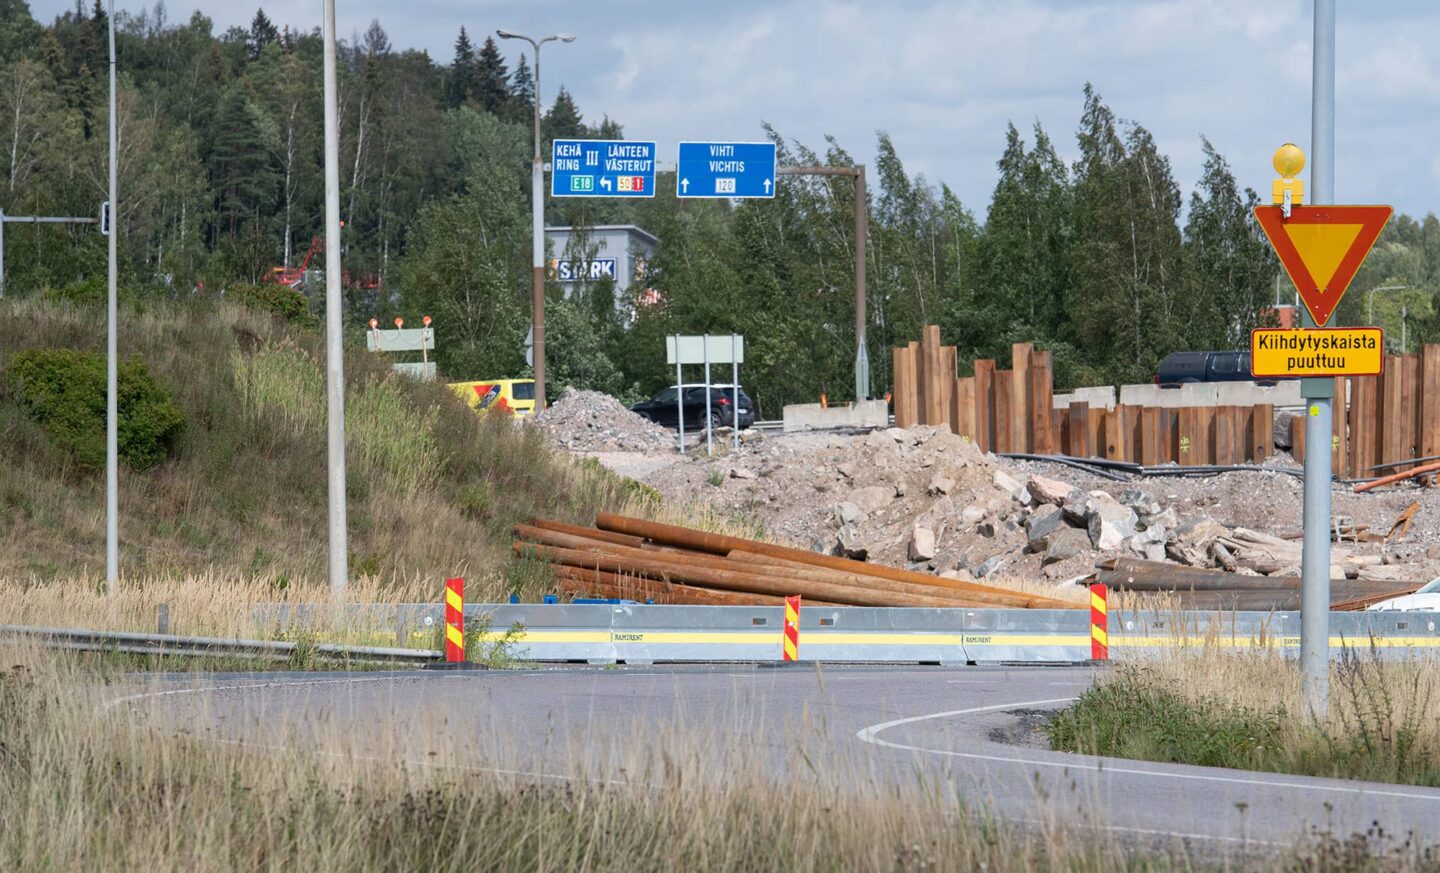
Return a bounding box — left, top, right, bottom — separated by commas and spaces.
529, 390, 1440, 593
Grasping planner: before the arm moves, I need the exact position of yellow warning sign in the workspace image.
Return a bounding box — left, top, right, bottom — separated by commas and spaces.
1250, 328, 1384, 377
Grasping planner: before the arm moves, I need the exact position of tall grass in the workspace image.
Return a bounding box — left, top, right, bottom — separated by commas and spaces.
233, 343, 443, 493
1050, 645, 1440, 787
0, 644, 1171, 871
0, 298, 659, 587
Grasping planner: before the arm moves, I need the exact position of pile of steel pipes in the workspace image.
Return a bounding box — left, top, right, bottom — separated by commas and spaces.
513, 513, 1080, 609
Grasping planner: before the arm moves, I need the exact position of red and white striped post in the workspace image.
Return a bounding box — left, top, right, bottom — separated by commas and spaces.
444, 577, 464, 663
1089, 583, 1108, 661
782, 595, 801, 661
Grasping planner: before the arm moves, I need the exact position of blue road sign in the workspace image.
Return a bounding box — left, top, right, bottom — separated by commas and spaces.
551, 139, 656, 198
676, 142, 777, 199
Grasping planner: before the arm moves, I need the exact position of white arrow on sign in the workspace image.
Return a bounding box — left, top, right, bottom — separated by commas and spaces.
600, 177, 613, 191
763, 179, 772, 194
680, 178, 690, 194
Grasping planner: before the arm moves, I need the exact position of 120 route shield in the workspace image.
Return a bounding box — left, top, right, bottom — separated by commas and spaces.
1250, 327, 1384, 378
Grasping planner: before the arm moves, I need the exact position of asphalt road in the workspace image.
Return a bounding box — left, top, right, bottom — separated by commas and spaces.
107, 664, 1440, 852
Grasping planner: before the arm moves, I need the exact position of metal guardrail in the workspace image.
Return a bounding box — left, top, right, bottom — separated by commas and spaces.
0, 625, 443, 664
250, 603, 1440, 666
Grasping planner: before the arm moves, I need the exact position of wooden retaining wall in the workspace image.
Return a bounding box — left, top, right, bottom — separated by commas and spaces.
891, 326, 1440, 475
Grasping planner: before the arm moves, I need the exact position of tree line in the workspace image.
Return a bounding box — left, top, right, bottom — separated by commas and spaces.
2, 1, 1438, 417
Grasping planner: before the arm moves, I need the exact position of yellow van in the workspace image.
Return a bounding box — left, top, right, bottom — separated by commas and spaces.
448, 379, 536, 417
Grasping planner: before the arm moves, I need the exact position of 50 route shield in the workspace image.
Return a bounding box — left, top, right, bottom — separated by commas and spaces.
1250, 327, 1384, 378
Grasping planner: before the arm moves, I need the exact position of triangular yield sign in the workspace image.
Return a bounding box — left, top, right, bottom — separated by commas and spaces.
1254, 205, 1392, 326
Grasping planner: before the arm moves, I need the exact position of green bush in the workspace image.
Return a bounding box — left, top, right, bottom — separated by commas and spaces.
227, 283, 313, 326
5, 348, 186, 471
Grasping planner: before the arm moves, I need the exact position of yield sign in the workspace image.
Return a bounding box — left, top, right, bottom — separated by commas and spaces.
1254, 205, 1392, 326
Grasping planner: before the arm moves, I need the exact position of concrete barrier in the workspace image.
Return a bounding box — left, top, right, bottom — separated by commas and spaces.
782, 399, 889, 432
1118, 380, 1304, 408
256, 602, 1440, 666
1052, 386, 1117, 410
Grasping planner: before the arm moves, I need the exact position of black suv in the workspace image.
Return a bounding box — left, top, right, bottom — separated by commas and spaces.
631, 384, 758, 429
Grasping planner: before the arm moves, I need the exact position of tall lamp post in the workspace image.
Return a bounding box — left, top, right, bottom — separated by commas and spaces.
497, 28, 575, 412
106, 0, 118, 594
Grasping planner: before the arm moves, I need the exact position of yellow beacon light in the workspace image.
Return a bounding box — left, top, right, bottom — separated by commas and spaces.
1272, 143, 1305, 216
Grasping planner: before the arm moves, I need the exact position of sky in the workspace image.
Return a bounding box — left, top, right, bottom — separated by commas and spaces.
30, 0, 1440, 220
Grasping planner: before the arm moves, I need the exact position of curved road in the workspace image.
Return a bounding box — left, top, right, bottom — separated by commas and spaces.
108, 665, 1440, 852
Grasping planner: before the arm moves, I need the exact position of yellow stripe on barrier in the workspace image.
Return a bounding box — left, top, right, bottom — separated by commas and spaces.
445, 589, 463, 612
1090, 592, 1108, 613
1111, 636, 1440, 648
471, 630, 1093, 647
445, 625, 464, 647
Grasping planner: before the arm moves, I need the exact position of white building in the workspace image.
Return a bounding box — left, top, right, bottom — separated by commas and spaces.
544, 224, 658, 310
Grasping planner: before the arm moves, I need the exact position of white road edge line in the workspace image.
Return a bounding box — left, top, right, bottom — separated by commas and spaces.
855, 697, 1440, 803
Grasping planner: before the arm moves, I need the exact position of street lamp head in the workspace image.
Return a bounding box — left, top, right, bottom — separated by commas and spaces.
557, 33, 577, 42
496, 29, 519, 40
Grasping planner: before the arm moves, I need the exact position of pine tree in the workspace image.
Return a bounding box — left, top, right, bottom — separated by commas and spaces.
593, 114, 623, 139
362, 19, 390, 59
248, 9, 278, 59
507, 53, 533, 121
542, 87, 583, 141
445, 26, 476, 109
475, 36, 508, 115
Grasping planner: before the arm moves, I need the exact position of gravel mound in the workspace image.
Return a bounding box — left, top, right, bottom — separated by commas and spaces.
534, 387, 677, 452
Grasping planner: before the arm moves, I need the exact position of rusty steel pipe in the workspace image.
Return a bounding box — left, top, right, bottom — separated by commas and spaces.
526, 518, 648, 549
595, 513, 1080, 608
553, 566, 781, 606
516, 542, 968, 608
724, 549, 1066, 610
515, 525, 1001, 607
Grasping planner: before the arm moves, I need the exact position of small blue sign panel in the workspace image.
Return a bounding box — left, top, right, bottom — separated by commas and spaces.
551, 139, 656, 198
676, 141, 777, 199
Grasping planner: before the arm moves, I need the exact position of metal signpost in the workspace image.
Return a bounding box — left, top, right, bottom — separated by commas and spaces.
366, 317, 437, 380
1247, 0, 1392, 720
667, 335, 746, 454
551, 140, 657, 198
675, 142, 777, 198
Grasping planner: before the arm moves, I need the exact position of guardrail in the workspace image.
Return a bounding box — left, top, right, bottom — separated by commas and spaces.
250, 603, 1440, 666
0, 624, 443, 664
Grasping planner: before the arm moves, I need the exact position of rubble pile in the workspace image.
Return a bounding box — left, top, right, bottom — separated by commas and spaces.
639, 424, 1440, 589
532, 388, 677, 452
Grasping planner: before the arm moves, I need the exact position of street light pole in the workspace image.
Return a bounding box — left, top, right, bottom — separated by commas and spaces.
106, 0, 118, 595
498, 29, 574, 413
322, 0, 348, 604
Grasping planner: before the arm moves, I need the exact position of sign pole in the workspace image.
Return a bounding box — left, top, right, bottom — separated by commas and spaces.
704, 340, 713, 455
674, 336, 685, 455
1300, 0, 1336, 721
731, 334, 739, 450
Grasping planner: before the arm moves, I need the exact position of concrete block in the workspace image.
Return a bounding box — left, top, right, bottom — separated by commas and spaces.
783, 400, 891, 432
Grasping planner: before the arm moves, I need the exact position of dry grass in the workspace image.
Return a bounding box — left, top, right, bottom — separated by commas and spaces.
0, 298, 667, 593
0, 572, 437, 639
0, 643, 1207, 872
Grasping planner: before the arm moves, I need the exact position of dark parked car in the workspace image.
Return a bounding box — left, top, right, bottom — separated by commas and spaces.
1155, 351, 1279, 387
631, 384, 758, 429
